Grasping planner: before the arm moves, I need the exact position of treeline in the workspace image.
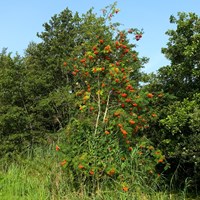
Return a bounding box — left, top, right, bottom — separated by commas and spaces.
0, 6, 199, 193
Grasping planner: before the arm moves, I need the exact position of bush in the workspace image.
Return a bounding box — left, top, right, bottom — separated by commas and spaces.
54, 4, 168, 193
150, 93, 200, 192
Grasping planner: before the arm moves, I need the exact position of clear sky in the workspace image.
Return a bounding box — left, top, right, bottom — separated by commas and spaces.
0, 0, 200, 73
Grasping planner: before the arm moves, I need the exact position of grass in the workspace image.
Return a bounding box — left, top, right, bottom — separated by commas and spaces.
0, 147, 199, 200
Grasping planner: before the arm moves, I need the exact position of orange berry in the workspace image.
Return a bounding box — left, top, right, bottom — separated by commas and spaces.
126, 85, 133, 90
105, 130, 110, 135
108, 168, 115, 176
63, 62, 67, 66
93, 68, 97, 73
120, 128, 127, 135
122, 186, 129, 192
80, 58, 86, 63
104, 45, 111, 51
105, 56, 110, 60
115, 78, 120, 83
72, 71, 77, 76
60, 160, 67, 166
128, 147, 133, 151
78, 164, 84, 169
122, 75, 127, 80
124, 48, 129, 53
93, 46, 97, 51
116, 61, 120, 66
147, 93, 154, 98
158, 159, 164, 163
148, 146, 154, 150
129, 119, 135, 125
101, 83, 106, 87
118, 123, 123, 128
88, 55, 93, 60
121, 103, 125, 108
114, 112, 120, 117
115, 41, 120, 46
121, 93, 127, 98
89, 170, 95, 175
56, 145, 60, 151
155, 151, 161, 155
99, 39, 104, 44
90, 106, 94, 111
125, 98, 131, 103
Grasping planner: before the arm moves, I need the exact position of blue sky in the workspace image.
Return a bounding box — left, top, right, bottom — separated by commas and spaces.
0, 0, 200, 73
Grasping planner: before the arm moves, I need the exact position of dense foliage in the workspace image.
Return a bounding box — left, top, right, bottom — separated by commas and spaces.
146, 12, 200, 192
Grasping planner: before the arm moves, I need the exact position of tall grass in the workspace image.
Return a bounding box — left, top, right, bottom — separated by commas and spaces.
0, 146, 198, 200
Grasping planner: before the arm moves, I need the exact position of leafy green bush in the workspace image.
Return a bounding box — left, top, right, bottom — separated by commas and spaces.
149, 93, 200, 192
